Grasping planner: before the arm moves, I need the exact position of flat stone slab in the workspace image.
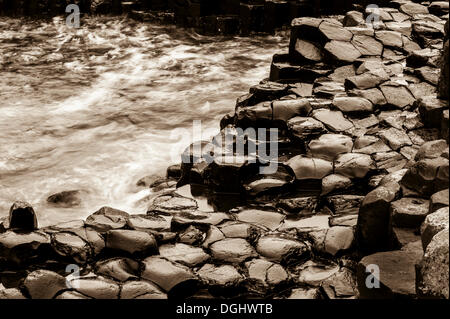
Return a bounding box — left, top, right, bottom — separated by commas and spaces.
380, 85, 416, 109
197, 264, 243, 287
420, 207, 449, 250
429, 189, 449, 213
379, 127, 413, 150
293, 39, 323, 62
308, 134, 353, 161
23, 270, 67, 299
85, 207, 129, 232
324, 226, 355, 256
0, 287, 27, 299
321, 267, 358, 299
312, 109, 354, 132
417, 229, 449, 299
286, 155, 333, 180
218, 221, 262, 239
334, 153, 375, 178
332, 96, 373, 113
354, 136, 391, 154
276, 196, 318, 215
69, 276, 121, 299
329, 215, 358, 227
357, 242, 423, 298
279, 215, 330, 233
106, 229, 157, 256
390, 197, 430, 228
287, 116, 327, 139
245, 259, 288, 287
0, 230, 50, 264
51, 231, 91, 264
392, 227, 421, 248
287, 287, 321, 299
319, 20, 353, 41
210, 238, 258, 263
149, 194, 198, 214
95, 258, 140, 282
171, 211, 230, 228
127, 214, 172, 231
141, 257, 197, 293
120, 280, 167, 299
294, 260, 340, 286
352, 35, 384, 56
375, 30, 403, 48
324, 40, 361, 62
321, 174, 352, 195
326, 194, 365, 215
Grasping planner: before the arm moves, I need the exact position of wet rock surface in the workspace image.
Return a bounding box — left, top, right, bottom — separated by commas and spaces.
95, 258, 140, 282
120, 280, 167, 299
256, 234, 308, 263
159, 243, 209, 267
47, 190, 84, 208
69, 276, 121, 299
105, 229, 158, 256
141, 256, 197, 296
85, 206, 130, 233
420, 207, 449, 251
23, 270, 67, 299
210, 238, 258, 264
390, 197, 430, 228
0, 230, 51, 265
51, 231, 91, 264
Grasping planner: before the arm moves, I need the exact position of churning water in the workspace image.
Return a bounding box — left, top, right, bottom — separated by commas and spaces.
0, 16, 288, 226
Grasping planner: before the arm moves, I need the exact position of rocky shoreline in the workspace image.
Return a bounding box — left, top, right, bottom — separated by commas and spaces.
1, 0, 449, 299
